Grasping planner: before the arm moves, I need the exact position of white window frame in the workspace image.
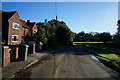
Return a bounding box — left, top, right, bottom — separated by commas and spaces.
11, 35, 19, 42
12, 22, 19, 30
33, 30, 37, 34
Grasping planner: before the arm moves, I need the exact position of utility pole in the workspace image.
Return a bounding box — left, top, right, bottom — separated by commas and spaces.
56, 15, 58, 21
53, 2, 58, 78
53, 16, 58, 77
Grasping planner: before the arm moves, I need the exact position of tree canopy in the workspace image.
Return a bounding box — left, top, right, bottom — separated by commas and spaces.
36, 19, 75, 48
73, 31, 112, 43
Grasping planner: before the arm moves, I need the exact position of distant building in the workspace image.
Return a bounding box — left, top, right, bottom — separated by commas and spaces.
20, 19, 30, 38
27, 20, 38, 41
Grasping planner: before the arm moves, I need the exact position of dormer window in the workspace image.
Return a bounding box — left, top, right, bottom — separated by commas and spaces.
12, 22, 19, 30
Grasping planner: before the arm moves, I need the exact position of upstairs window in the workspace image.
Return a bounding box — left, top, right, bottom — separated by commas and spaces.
11, 35, 19, 42
12, 22, 19, 30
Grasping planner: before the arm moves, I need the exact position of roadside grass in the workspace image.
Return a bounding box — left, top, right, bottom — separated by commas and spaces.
99, 54, 120, 61
85, 44, 120, 54
83, 45, 120, 73
73, 42, 103, 45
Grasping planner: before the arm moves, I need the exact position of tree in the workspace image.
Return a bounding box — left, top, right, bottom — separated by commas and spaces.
84, 33, 94, 41
113, 20, 120, 42
112, 20, 120, 42
36, 27, 48, 44
99, 32, 112, 43
73, 31, 102, 42
113, 34, 120, 41
46, 24, 57, 47
93, 33, 101, 41
55, 23, 73, 45
73, 31, 85, 42
117, 20, 120, 35
36, 19, 74, 47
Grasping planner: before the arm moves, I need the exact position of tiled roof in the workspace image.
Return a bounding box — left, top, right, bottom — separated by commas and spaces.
20, 19, 30, 29
2, 11, 17, 32
2, 11, 16, 21
27, 22, 36, 29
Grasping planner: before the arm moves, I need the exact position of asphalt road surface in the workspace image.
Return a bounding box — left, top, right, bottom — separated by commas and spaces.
27, 45, 120, 79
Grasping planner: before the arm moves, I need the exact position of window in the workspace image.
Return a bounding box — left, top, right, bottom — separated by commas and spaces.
12, 22, 19, 29
11, 35, 19, 42
33, 30, 37, 34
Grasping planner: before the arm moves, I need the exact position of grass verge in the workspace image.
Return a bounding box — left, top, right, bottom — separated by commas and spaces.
83, 45, 120, 73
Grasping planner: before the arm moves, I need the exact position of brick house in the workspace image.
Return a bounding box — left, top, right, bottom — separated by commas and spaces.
2, 11, 31, 45
27, 20, 38, 39
2, 11, 23, 45
2, 11, 24, 67
20, 19, 30, 39
1, 11, 38, 67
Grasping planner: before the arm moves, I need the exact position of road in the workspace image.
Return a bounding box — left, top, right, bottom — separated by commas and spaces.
15, 45, 120, 79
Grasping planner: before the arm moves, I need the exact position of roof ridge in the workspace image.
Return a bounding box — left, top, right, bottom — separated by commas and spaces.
20, 19, 27, 23
2, 11, 17, 21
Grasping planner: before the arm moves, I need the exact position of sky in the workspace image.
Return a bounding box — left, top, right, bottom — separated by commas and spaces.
2, 2, 118, 34
1, 0, 119, 2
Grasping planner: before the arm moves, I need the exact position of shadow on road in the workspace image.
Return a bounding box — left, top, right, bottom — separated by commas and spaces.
50, 45, 89, 56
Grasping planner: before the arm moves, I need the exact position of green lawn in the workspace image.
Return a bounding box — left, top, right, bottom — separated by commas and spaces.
73, 42, 103, 45
98, 54, 120, 61
86, 44, 120, 54
83, 44, 120, 73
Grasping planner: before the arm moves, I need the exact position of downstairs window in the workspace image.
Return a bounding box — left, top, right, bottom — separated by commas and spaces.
11, 35, 19, 42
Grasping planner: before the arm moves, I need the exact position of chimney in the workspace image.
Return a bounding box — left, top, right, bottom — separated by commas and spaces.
56, 16, 58, 21
27, 20, 30, 23
45, 19, 47, 24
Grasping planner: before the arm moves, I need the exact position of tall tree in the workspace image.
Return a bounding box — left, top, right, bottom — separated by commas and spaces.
99, 32, 112, 43
36, 27, 48, 44
112, 20, 120, 41
117, 20, 120, 35
36, 19, 74, 47
55, 22, 74, 45
93, 33, 101, 41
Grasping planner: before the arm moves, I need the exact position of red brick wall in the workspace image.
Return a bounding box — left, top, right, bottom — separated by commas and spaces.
8, 12, 23, 45
16, 47, 18, 59
25, 28, 29, 35
2, 46, 10, 67
32, 23, 38, 34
